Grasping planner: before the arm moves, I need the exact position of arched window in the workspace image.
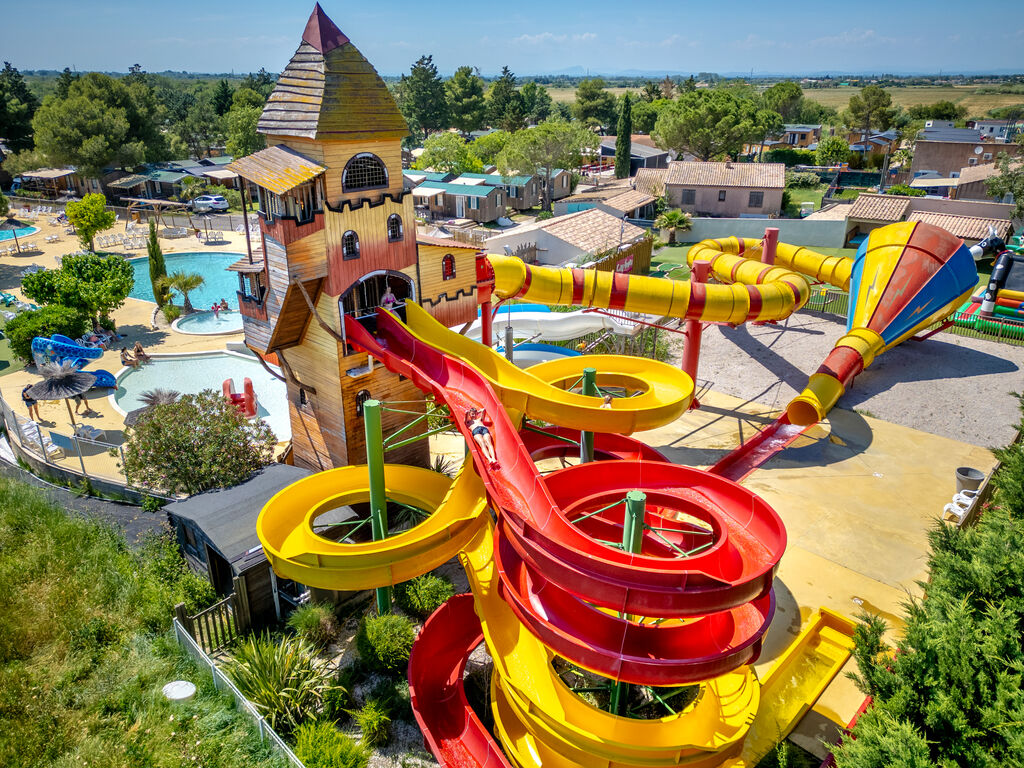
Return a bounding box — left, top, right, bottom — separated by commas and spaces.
343, 230, 360, 260
442, 254, 456, 281
342, 153, 388, 192
355, 390, 372, 418
387, 213, 403, 242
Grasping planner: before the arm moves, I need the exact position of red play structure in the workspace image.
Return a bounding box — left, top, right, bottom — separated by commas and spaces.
223, 377, 257, 418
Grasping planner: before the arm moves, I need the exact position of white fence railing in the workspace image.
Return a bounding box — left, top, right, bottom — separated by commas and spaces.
172, 618, 304, 768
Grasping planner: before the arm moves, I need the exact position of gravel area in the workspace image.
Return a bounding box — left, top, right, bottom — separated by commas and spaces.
669, 310, 1024, 448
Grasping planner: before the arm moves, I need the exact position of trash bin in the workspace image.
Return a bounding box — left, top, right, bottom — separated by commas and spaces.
955, 466, 984, 494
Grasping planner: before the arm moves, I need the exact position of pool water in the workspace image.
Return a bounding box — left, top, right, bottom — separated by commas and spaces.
0, 226, 39, 241
174, 310, 244, 335
114, 352, 290, 440
129, 252, 244, 309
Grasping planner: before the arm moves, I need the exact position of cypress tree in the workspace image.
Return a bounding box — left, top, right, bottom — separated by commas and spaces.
147, 221, 168, 307
615, 94, 632, 179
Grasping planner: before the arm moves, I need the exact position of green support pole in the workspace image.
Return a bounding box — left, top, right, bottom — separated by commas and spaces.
363, 399, 391, 613
610, 490, 646, 715
580, 367, 597, 463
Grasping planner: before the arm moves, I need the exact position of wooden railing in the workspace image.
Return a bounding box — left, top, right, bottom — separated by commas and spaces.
175, 575, 252, 654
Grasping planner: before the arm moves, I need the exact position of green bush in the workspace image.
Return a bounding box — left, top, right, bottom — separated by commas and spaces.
536, 210, 554, 220
225, 632, 332, 734
321, 684, 351, 723
353, 699, 391, 747
764, 148, 817, 167
784, 170, 822, 188
355, 613, 415, 672
162, 304, 182, 323
370, 677, 413, 722
141, 495, 164, 513
4, 305, 89, 361
287, 602, 339, 648
293, 721, 370, 768
883, 183, 925, 197
395, 574, 455, 619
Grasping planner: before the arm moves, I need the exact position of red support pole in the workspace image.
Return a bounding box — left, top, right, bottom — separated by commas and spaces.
762, 227, 779, 265
476, 252, 496, 347
682, 260, 710, 409
480, 298, 493, 348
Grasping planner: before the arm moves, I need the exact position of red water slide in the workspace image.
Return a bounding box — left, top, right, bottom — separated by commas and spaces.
346, 310, 786, 685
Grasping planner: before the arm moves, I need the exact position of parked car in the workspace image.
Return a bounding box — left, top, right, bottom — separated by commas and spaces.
189, 194, 229, 212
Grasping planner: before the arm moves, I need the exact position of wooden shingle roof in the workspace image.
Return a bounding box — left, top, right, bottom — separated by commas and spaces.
257, 5, 408, 142
227, 144, 326, 195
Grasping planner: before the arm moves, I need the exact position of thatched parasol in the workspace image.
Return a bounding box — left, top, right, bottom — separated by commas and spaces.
0, 216, 27, 253
26, 361, 97, 426
124, 388, 180, 427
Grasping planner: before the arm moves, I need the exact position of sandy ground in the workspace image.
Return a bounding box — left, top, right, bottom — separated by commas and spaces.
673, 309, 1024, 448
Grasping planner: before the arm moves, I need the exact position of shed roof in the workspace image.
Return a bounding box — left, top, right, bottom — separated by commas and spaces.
600, 137, 668, 158
458, 172, 535, 187
403, 170, 452, 183
848, 193, 912, 222
415, 180, 499, 198
535, 208, 646, 254
633, 168, 667, 197
665, 161, 785, 189
165, 464, 312, 570
909, 177, 958, 189
108, 173, 150, 189
202, 168, 238, 181
956, 160, 1019, 185
257, 5, 408, 141
907, 211, 1012, 241
227, 144, 327, 195
602, 189, 656, 214
20, 168, 75, 179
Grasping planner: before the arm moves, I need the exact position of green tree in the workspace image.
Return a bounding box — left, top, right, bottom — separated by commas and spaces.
64, 193, 116, 251
986, 152, 1024, 220
883, 183, 924, 197
174, 96, 223, 159
225, 104, 265, 158
123, 389, 276, 495
21, 250, 134, 328
572, 78, 616, 129
907, 100, 967, 121
211, 78, 234, 116
653, 209, 692, 244
844, 85, 898, 141
471, 129, 511, 164
0, 191, 8, 219
498, 119, 593, 211
231, 86, 266, 110
640, 81, 662, 103
615, 93, 632, 179
487, 66, 526, 132
631, 99, 670, 134
654, 90, 769, 160
3, 305, 89, 362
53, 67, 78, 100
761, 81, 803, 122
0, 62, 40, 152
146, 221, 168, 307
414, 132, 483, 175
398, 55, 449, 140
159, 270, 205, 314
815, 135, 851, 166
520, 81, 553, 124
446, 65, 487, 135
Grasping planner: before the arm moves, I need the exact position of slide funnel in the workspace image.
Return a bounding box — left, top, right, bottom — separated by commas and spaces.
787, 221, 978, 425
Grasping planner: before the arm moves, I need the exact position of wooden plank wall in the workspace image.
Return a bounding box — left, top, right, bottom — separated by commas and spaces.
262, 212, 326, 251
417, 243, 478, 328
324, 199, 418, 296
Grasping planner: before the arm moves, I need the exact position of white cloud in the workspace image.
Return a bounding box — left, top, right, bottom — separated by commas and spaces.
809, 28, 898, 48
512, 31, 597, 45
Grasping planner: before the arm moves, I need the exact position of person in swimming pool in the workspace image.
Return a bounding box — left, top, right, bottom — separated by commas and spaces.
465, 407, 499, 468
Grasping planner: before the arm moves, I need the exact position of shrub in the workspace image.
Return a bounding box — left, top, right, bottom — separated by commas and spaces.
322, 684, 351, 723
122, 389, 277, 495
355, 613, 415, 672
369, 677, 413, 722
225, 632, 332, 734
536, 210, 553, 220
764, 148, 817, 167
353, 699, 391, 747
784, 170, 821, 188
162, 304, 182, 323
395, 574, 455, 619
4, 305, 89, 361
293, 721, 370, 768
287, 602, 339, 649
141, 495, 164, 513
883, 183, 925, 197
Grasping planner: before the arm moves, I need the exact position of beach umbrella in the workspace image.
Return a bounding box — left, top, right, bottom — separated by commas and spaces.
25, 361, 97, 427
124, 388, 180, 427
0, 216, 25, 253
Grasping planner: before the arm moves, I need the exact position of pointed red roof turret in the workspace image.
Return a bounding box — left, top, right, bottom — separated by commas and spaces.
302, 3, 349, 53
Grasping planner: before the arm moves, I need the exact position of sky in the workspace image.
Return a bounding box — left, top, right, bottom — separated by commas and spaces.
2, 1, 1023, 77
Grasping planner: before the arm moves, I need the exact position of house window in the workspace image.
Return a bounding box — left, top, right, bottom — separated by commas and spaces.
748, 191, 764, 208
509, 185, 518, 198
182, 524, 198, 555
496, 193, 502, 206
983, 153, 992, 161
968, 158, 978, 166
237, 271, 267, 304
442, 254, 456, 281
680, 189, 696, 205
562, 175, 568, 188
387, 214, 403, 242
718, 190, 727, 202
470, 196, 479, 210
343, 230, 360, 260
355, 390, 372, 418
342, 153, 389, 192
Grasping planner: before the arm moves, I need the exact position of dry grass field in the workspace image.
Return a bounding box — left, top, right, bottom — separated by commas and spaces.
548, 86, 640, 103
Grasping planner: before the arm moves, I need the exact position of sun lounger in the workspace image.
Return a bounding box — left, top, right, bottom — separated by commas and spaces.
74, 423, 106, 441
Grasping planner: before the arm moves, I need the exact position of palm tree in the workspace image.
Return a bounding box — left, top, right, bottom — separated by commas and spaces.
139, 388, 180, 408
653, 209, 692, 245
158, 270, 205, 314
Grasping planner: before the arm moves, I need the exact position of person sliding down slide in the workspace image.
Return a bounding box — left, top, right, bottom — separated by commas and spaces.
464, 407, 499, 469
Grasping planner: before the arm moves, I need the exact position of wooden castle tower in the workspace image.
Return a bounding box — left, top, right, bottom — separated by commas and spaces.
228, 4, 478, 471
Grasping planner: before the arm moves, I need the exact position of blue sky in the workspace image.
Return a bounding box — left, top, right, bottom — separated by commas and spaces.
1, 1, 1022, 76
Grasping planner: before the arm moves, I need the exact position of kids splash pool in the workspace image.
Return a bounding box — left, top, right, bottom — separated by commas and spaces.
0, 225, 38, 241
172, 310, 244, 335
113, 351, 290, 440
128, 252, 243, 309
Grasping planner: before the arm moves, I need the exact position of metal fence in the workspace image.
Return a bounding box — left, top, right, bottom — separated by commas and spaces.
172, 618, 304, 768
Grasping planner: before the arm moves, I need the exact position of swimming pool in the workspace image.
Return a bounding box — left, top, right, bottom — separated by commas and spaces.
113, 351, 290, 440
129, 252, 244, 309
0, 226, 38, 241
172, 310, 244, 335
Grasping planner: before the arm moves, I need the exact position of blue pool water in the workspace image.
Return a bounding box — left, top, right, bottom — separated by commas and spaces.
129, 252, 244, 309
0, 226, 38, 241
114, 352, 290, 440
174, 310, 244, 335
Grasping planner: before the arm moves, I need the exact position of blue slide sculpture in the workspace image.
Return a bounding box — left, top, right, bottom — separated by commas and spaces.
31, 334, 117, 388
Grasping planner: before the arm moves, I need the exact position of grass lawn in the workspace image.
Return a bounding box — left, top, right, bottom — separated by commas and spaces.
786, 184, 828, 212
0, 318, 26, 378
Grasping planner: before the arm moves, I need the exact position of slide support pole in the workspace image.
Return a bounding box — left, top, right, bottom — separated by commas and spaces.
610, 490, 646, 715
762, 227, 779, 265
580, 367, 597, 463
363, 399, 392, 613
682, 260, 710, 407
